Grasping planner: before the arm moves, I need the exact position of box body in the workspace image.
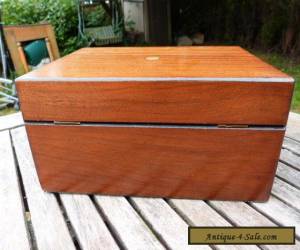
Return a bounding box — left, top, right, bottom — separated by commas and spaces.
16, 46, 294, 201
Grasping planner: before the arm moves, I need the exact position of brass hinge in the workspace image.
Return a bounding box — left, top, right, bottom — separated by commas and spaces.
218, 124, 249, 128
54, 121, 81, 125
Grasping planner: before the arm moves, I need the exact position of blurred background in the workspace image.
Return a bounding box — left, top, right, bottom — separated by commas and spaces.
0, 0, 299, 115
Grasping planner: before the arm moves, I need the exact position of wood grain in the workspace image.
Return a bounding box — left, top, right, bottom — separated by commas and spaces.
130, 197, 210, 250
17, 81, 294, 125
11, 126, 76, 250
280, 149, 300, 170
60, 194, 119, 250
286, 112, 300, 141
169, 199, 233, 227
283, 137, 300, 156
26, 124, 284, 201
0, 112, 24, 132
272, 178, 300, 212
209, 201, 275, 227
94, 196, 165, 250
276, 162, 300, 188
168, 199, 260, 250
252, 196, 300, 238
16, 47, 292, 79
207, 201, 300, 250
0, 131, 31, 250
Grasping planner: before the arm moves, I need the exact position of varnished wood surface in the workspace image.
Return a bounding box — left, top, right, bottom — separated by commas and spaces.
17, 81, 293, 125
26, 124, 284, 201
2, 113, 300, 248
17, 47, 293, 80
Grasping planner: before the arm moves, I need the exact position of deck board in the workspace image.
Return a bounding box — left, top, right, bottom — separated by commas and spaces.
94, 196, 165, 250
0, 130, 31, 250
276, 162, 300, 188
60, 194, 120, 250
272, 178, 300, 212
168, 199, 260, 250
131, 197, 210, 250
209, 201, 275, 227
280, 148, 300, 170
251, 196, 300, 238
0, 112, 24, 131
282, 137, 300, 155
286, 112, 300, 141
0, 111, 299, 249
11, 126, 75, 250
208, 201, 300, 250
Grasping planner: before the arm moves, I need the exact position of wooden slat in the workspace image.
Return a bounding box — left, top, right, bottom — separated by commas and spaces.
0, 112, 24, 131
45, 24, 60, 59
26, 124, 284, 201
276, 162, 300, 188
4, 24, 48, 42
10, 126, 75, 250
60, 194, 119, 250
17, 42, 29, 73
251, 196, 300, 238
280, 149, 300, 170
209, 200, 299, 250
282, 137, 300, 155
209, 201, 275, 227
272, 177, 300, 212
286, 112, 300, 141
0, 130, 30, 250
169, 199, 232, 226
94, 196, 165, 250
17, 81, 293, 125
131, 197, 210, 250
168, 199, 259, 250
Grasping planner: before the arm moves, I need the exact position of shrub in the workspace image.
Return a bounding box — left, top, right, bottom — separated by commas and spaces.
2, 0, 79, 55
84, 6, 111, 28
1, 0, 109, 55
171, 0, 300, 56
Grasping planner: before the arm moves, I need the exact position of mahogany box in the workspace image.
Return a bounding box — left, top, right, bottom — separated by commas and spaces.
16, 46, 294, 201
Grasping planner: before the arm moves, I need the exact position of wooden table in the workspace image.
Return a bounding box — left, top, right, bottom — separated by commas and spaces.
0, 111, 299, 249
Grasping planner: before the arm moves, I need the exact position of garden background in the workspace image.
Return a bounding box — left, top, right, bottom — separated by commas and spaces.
1, 0, 299, 114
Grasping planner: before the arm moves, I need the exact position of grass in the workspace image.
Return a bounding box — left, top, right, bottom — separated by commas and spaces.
0, 106, 16, 116
254, 51, 300, 113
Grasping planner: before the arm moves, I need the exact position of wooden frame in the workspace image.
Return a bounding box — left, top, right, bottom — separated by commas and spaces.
3, 23, 60, 75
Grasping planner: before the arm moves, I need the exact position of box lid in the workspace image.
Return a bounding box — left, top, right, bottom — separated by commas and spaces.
17, 46, 293, 82
16, 46, 294, 125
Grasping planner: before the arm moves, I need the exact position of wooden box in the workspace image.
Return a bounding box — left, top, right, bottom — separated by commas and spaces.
16, 46, 294, 201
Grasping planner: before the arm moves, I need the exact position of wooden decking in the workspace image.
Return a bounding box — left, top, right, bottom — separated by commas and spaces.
0, 112, 300, 250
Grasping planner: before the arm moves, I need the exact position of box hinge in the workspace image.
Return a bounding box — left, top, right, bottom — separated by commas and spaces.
54, 121, 81, 126
218, 124, 249, 128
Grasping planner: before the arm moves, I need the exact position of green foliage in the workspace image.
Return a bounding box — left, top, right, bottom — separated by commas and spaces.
2, 0, 103, 55
172, 0, 299, 55
258, 0, 288, 49
2, 0, 79, 55
0, 107, 16, 116
84, 6, 111, 28
255, 50, 300, 113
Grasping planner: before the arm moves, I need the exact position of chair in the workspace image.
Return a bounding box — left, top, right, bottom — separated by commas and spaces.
3, 23, 60, 75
